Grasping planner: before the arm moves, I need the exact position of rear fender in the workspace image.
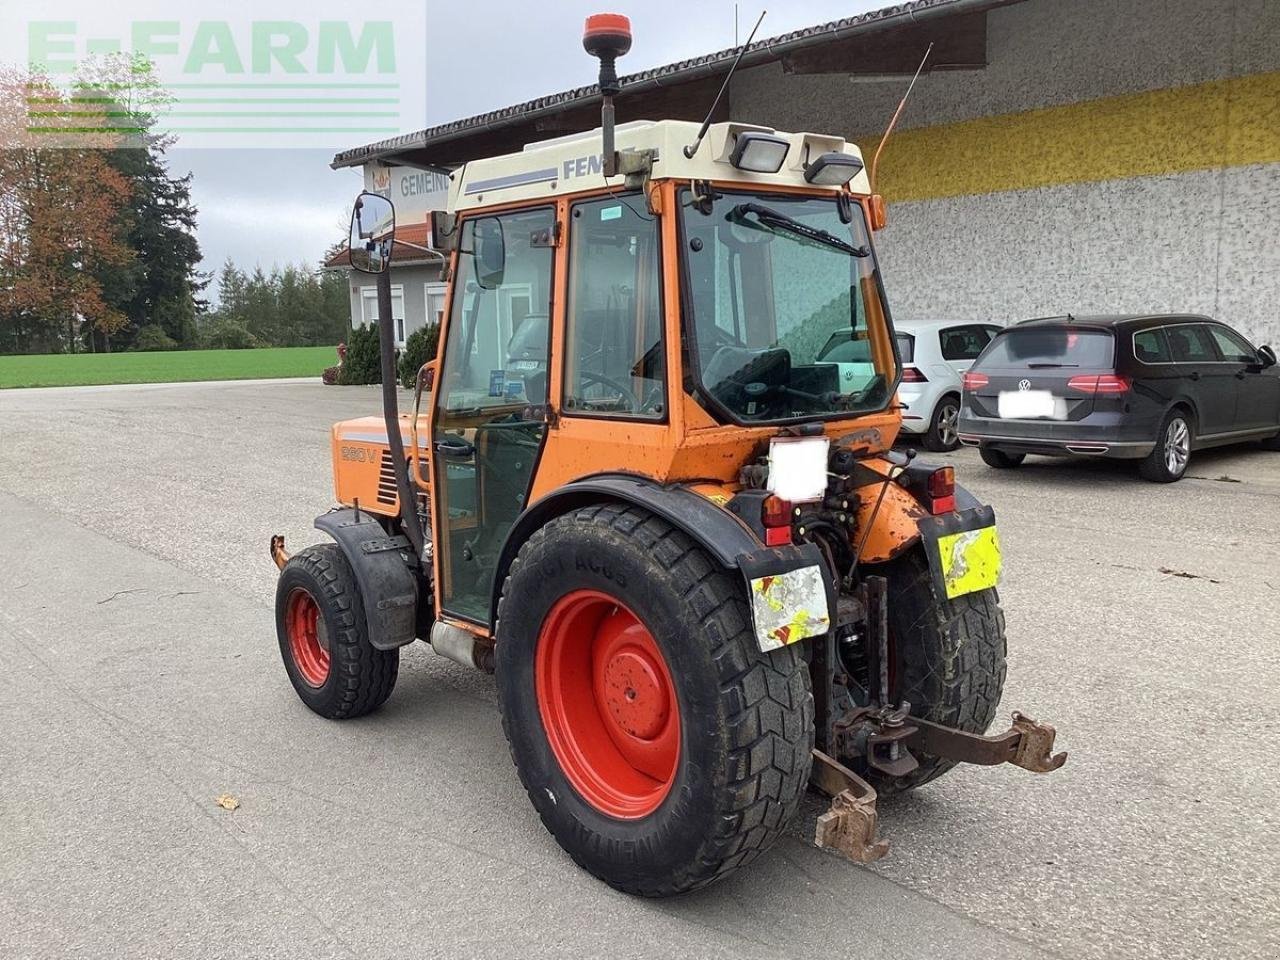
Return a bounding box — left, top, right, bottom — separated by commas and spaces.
491, 474, 833, 649
858, 461, 984, 565
315, 509, 419, 651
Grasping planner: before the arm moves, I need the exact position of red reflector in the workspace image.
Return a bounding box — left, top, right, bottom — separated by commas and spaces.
761, 496, 792, 545
930, 495, 956, 516
962, 371, 989, 391
1068, 374, 1131, 394
764, 526, 792, 547
900, 366, 928, 383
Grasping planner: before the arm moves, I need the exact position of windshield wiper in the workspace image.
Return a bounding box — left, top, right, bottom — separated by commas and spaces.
728, 202, 869, 257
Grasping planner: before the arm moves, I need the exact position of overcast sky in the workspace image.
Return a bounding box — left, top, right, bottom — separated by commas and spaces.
174, 1, 886, 289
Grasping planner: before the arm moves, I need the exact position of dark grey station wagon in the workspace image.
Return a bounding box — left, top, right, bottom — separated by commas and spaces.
957, 315, 1280, 482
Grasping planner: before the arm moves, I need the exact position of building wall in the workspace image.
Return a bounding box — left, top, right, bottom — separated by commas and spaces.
732, 0, 1280, 347
344, 261, 446, 343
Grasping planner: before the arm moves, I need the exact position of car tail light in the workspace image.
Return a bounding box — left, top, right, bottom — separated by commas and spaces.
1068, 374, 1131, 394
962, 371, 989, 391
761, 495, 792, 546
901, 366, 928, 383
927, 466, 956, 515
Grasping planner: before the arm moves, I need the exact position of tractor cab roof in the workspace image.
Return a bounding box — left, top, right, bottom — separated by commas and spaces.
448, 119, 869, 214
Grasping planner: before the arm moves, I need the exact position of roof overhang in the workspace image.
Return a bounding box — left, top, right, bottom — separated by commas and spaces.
332, 0, 1025, 172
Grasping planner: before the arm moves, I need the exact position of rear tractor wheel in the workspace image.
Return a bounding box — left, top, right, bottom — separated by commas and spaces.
496, 504, 814, 896
275, 544, 398, 719
858, 550, 1008, 795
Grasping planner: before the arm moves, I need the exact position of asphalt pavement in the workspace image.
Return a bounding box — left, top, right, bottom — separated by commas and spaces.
1, 380, 1277, 960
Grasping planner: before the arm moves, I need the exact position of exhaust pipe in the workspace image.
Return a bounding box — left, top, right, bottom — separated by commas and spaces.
430, 621, 495, 674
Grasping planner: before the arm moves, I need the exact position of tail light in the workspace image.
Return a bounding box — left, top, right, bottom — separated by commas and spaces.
962, 371, 988, 391
761, 495, 793, 547
1068, 374, 1131, 394
901, 366, 928, 383
926, 466, 956, 515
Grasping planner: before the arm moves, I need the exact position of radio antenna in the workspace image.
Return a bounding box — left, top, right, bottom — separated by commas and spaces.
869, 42, 933, 191
683, 9, 766, 159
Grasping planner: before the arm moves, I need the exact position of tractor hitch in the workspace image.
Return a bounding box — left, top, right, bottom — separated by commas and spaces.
811, 710, 1066, 864
811, 749, 890, 863
906, 711, 1068, 773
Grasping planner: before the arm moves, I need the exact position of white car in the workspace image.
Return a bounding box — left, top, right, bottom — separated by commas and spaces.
895, 320, 1004, 451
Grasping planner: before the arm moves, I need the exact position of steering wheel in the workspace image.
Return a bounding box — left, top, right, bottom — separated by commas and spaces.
576, 371, 642, 413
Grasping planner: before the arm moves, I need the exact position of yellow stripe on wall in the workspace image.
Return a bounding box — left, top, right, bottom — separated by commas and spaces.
859, 70, 1280, 203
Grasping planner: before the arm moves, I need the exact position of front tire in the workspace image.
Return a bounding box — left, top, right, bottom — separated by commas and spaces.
496, 504, 813, 896
860, 550, 1008, 795
275, 544, 398, 719
1139, 409, 1191, 482
923, 395, 961, 452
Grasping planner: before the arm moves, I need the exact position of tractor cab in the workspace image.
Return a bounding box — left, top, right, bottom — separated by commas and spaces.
273, 12, 1067, 898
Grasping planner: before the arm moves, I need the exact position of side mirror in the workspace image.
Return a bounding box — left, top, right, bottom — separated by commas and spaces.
1258, 345, 1277, 369
349, 192, 395, 275
471, 217, 505, 290
430, 210, 457, 253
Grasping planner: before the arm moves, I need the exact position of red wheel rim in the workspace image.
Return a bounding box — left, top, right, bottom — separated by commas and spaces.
535, 590, 680, 819
286, 588, 330, 687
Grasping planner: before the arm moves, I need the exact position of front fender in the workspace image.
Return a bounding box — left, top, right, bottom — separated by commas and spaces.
315, 509, 419, 651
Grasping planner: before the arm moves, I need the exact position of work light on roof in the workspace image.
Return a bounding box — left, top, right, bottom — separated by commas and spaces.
729, 132, 790, 174
804, 152, 865, 187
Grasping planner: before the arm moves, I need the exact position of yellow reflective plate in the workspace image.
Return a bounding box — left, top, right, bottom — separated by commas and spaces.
934, 525, 1002, 600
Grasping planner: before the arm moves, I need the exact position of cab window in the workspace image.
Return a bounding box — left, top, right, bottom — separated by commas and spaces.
563, 196, 666, 419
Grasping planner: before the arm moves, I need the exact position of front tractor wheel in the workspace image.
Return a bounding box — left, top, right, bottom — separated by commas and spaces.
496, 504, 814, 896
275, 544, 398, 720
864, 550, 1008, 795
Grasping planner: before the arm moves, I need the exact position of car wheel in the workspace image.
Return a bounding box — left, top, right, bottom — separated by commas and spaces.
1139, 409, 1192, 482
980, 447, 1025, 469
922, 395, 961, 452
1260, 429, 1280, 451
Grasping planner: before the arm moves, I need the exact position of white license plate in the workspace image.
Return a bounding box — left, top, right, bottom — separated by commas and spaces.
767, 437, 830, 503
998, 390, 1063, 420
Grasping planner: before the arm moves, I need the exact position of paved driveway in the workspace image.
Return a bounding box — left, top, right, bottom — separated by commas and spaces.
1, 380, 1277, 959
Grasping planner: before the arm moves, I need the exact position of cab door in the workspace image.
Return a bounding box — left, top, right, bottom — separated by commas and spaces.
431, 206, 558, 624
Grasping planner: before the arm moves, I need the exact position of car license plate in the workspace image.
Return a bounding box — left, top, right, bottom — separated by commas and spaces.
998, 389, 1061, 419
933, 525, 1002, 600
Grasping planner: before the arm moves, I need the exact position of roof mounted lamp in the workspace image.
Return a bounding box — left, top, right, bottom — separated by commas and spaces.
583, 13, 632, 177
804, 152, 865, 187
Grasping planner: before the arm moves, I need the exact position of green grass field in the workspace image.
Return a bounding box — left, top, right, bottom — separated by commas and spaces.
0, 346, 338, 389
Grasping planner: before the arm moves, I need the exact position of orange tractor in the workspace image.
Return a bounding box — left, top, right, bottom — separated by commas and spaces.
272, 14, 1065, 896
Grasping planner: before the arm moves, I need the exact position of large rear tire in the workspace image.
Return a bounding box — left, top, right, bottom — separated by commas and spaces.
275, 544, 398, 719
861, 550, 1007, 795
496, 503, 813, 896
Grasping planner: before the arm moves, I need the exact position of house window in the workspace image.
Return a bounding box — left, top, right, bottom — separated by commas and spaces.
360, 284, 406, 346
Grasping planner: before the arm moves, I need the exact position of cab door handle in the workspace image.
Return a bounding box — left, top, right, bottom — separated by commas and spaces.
1189, 371, 1200, 381
1235, 370, 1248, 380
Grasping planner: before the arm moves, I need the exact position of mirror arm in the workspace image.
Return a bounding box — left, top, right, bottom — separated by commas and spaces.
375, 270, 426, 558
